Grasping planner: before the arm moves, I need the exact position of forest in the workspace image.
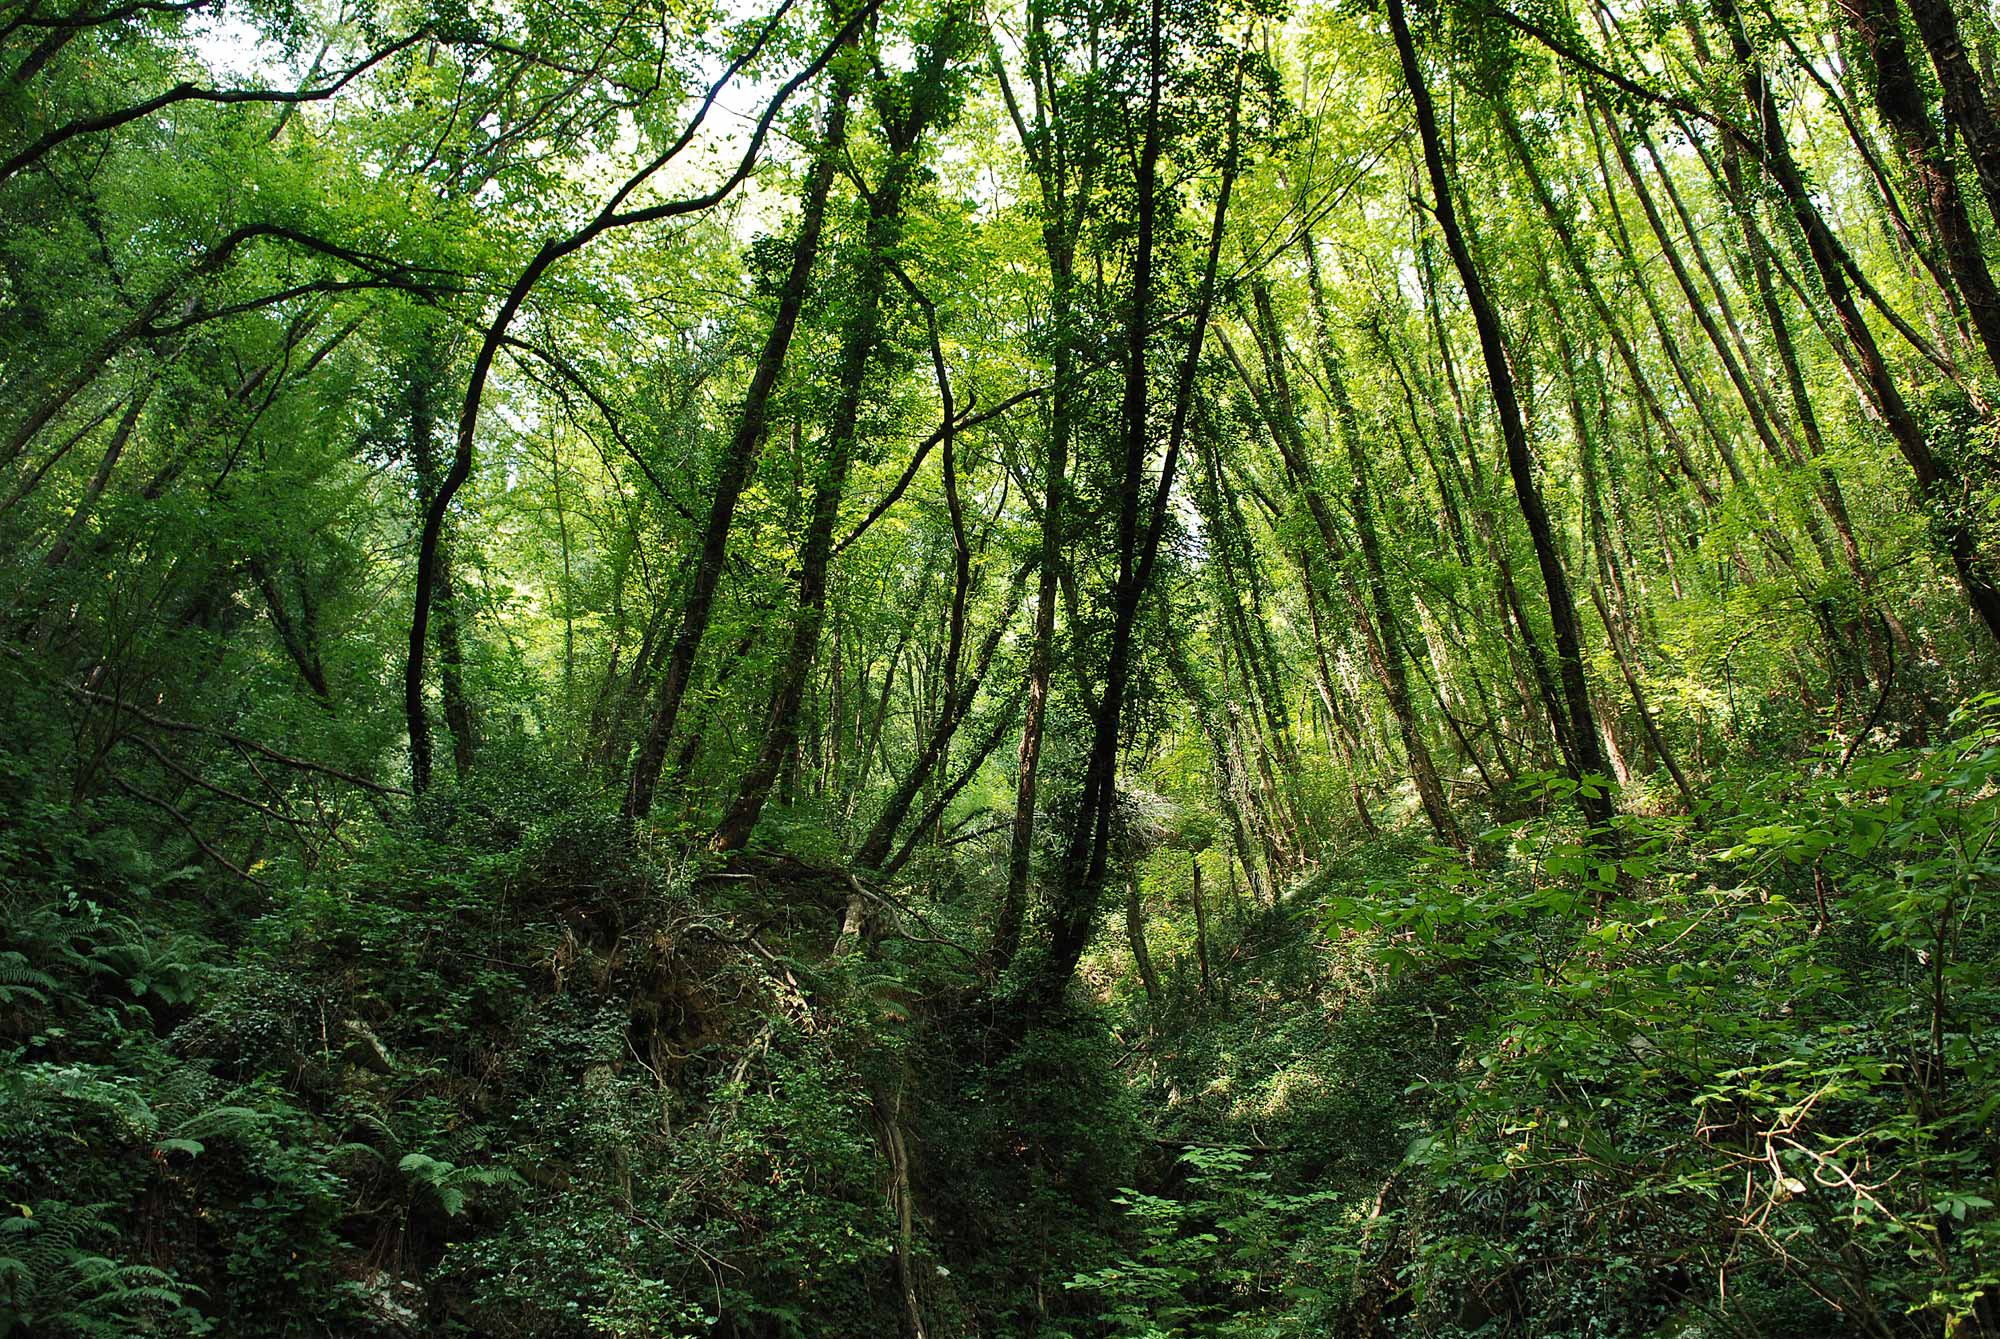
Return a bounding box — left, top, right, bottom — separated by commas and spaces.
5, 0, 2000, 1328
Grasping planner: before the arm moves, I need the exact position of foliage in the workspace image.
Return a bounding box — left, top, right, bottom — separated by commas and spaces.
9, 0, 2000, 1329
1302, 703, 2000, 1335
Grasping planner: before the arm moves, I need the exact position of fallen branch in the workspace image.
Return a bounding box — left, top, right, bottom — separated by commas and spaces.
58, 675, 409, 796
106, 774, 264, 885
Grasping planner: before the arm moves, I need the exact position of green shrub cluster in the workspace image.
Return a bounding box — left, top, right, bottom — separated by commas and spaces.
1075, 703, 2000, 1336
0, 760, 1147, 1336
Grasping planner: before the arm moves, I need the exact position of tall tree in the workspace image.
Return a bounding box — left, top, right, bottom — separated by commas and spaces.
1386, 0, 1617, 833
712, 7, 975, 852
623, 71, 853, 820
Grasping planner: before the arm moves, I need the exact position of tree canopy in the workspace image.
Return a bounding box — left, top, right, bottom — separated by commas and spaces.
7, 0, 2000, 1330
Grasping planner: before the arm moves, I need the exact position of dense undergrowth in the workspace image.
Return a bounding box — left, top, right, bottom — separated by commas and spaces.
6, 696, 2000, 1336
15, 0, 2000, 1327
0, 730, 1138, 1337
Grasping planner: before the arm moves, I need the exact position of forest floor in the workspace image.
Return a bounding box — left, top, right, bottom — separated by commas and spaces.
12, 720, 1998, 1337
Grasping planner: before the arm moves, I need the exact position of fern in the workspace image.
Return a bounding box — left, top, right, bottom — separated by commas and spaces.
0, 1202, 205, 1337
164, 1104, 268, 1152
397, 1153, 522, 1218
0, 953, 54, 1009
7, 1064, 157, 1141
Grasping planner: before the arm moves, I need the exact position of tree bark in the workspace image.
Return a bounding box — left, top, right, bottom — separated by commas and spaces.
1126, 871, 1161, 1005
1710, 0, 2000, 644
1289, 257, 1463, 848
995, 0, 1090, 972
1842, 0, 2000, 374
1904, 0, 2000, 236
407, 333, 479, 786
712, 18, 970, 852
1388, 0, 1617, 833
622, 81, 851, 819
1044, 0, 1241, 996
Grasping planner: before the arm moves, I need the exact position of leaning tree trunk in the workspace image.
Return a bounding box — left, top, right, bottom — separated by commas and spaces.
1041, 1, 1241, 998
622, 81, 851, 820
1842, 0, 2000, 375
998, 39, 1088, 971
712, 15, 971, 852
1388, 0, 1617, 833
856, 569, 1028, 871
1125, 872, 1161, 1005
1290, 257, 1463, 848
1709, 0, 2000, 644
407, 332, 479, 787
1903, 0, 2000, 238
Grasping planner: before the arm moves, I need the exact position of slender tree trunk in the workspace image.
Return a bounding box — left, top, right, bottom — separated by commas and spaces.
1603, 112, 1783, 495
1409, 255, 1569, 762
999, 330, 1069, 969
408, 333, 479, 786
1170, 634, 1272, 908
1190, 854, 1212, 1000
1843, 0, 2000, 373
41, 387, 148, 571
1591, 586, 1698, 811
595, 599, 669, 775
998, 25, 1088, 969
1126, 871, 1160, 1005
666, 627, 762, 800
1580, 104, 1754, 499
252, 559, 331, 701
1222, 331, 1457, 844
1388, 0, 1616, 832
1286, 261, 1463, 847
712, 23, 969, 851
1711, 131, 1890, 687
883, 697, 1022, 878
1197, 421, 1311, 853
1493, 104, 1721, 512
1710, 0, 2000, 643
1296, 551, 1378, 836
1904, 0, 2000, 235
1042, 5, 1240, 996
623, 81, 851, 820
857, 570, 1028, 870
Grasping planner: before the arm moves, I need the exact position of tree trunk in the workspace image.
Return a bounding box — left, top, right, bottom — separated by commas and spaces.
1904, 0, 2000, 236
1171, 638, 1274, 908
857, 569, 1028, 871
1041, 1, 1240, 997
1189, 854, 1212, 1000
998, 19, 1088, 971
623, 80, 851, 820
712, 21, 969, 852
1493, 104, 1723, 514
408, 332, 479, 787
1289, 257, 1464, 848
1296, 553, 1379, 836
883, 697, 1023, 878
1710, 0, 2000, 643
1126, 871, 1161, 1005
1388, 0, 1617, 833
1843, 0, 2000, 374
